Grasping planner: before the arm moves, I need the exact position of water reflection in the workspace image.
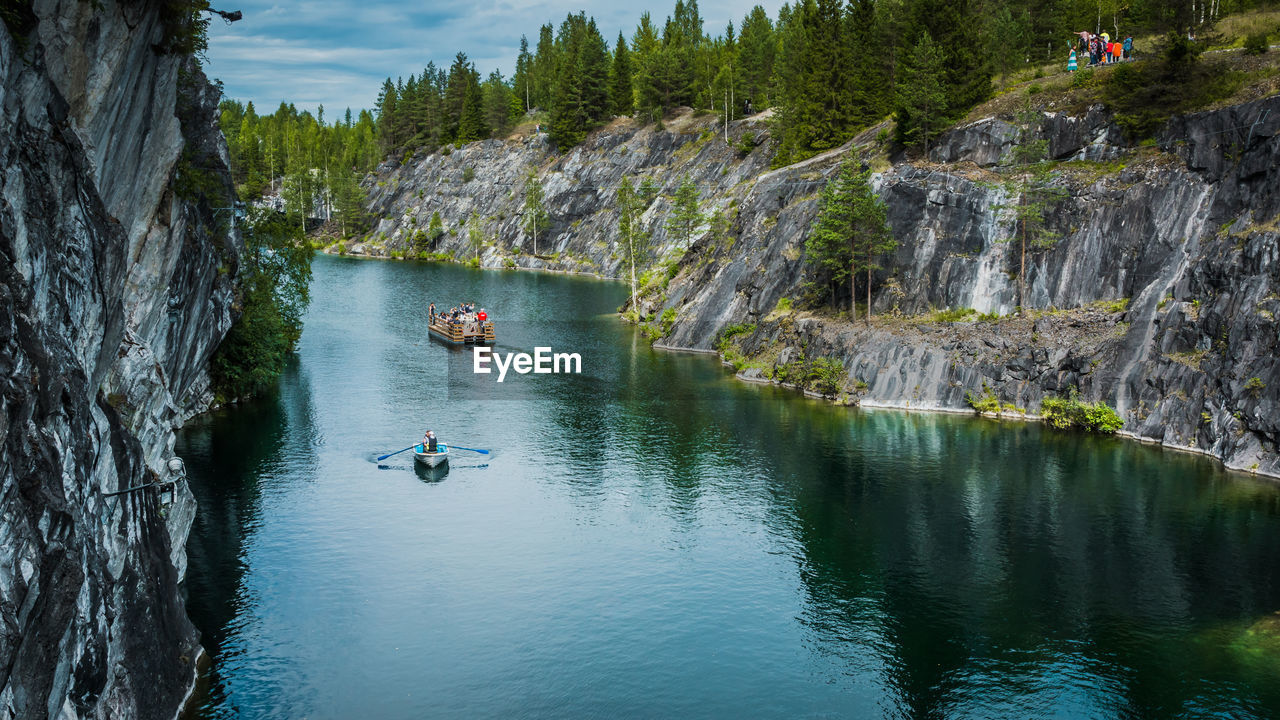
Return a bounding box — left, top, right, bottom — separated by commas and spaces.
182, 256, 1280, 719
180, 356, 320, 718
774, 410, 1280, 717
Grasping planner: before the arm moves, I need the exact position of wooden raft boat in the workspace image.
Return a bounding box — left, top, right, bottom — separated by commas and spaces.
428, 316, 495, 344
414, 443, 449, 467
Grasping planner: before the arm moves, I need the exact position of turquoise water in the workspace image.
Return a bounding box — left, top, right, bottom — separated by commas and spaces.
180, 255, 1280, 718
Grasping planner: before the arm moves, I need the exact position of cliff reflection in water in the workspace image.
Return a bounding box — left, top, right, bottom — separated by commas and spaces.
179, 358, 319, 715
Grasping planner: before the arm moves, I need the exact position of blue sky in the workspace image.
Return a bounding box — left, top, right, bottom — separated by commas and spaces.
205, 0, 771, 116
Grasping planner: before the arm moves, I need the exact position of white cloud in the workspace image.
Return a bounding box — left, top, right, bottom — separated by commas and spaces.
205, 0, 773, 113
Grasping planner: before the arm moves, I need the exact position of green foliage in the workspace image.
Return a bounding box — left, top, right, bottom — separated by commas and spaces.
522, 169, 551, 254
1104, 298, 1130, 313
351, 0, 1273, 161
1071, 67, 1096, 89
617, 176, 652, 301
714, 323, 756, 350
666, 175, 703, 245
805, 357, 846, 396
211, 209, 313, 402
548, 13, 612, 149
159, 1, 211, 57
218, 98, 378, 238
467, 212, 486, 261
462, 166, 476, 182
771, 353, 845, 396
806, 158, 895, 320
173, 147, 228, 205
638, 176, 659, 204
1040, 390, 1124, 434
770, 0, 866, 164
736, 133, 759, 156
1245, 376, 1266, 397
1244, 31, 1270, 54
895, 31, 948, 156
1104, 34, 1246, 140
610, 31, 635, 115
657, 307, 677, 337
1001, 161, 1065, 313
934, 307, 978, 322
966, 387, 1001, 414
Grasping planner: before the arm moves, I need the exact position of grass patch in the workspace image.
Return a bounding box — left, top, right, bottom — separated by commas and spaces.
1166, 349, 1209, 370
1040, 390, 1124, 434
714, 323, 756, 351
966, 386, 1001, 414
772, 356, 846, 396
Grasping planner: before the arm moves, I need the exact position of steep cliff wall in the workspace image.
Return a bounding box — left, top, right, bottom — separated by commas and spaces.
0, 1, 237, 717
358, 111, 773, 273
364, 92, 1280, 478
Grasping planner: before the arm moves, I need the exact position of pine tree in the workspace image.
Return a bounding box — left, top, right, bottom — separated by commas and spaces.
771, 0, 859, 163
895, 30, 946, 157
806, 159, 895, 322
632, 13, 663, 120
581, 18, 612, 125
610, 32, 634, 116
548, 13, 611, 148
1004, 113, 1062, 314
331, 170, 367, 238
533, 24, 557, 109
737, 6, 774, 112
376, 78, 399, 154
482, 69, 515, 137
913, 0, 991, 118
441, 57, 487, 143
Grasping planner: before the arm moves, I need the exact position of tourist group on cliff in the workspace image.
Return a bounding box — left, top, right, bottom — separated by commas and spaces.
1067, 32, 1134, 71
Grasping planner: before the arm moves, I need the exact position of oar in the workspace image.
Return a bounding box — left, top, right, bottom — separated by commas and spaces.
448, 445, 490, 455
376, 445, 418, 461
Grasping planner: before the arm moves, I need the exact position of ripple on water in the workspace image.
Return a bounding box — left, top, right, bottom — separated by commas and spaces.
179, 258, 1280, 719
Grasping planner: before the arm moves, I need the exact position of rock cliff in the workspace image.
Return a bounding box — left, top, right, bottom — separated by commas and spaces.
658, 96, 1280, 478
363, 93, 1280, 478
1, 1, 237, 717
359, 111, 774, 273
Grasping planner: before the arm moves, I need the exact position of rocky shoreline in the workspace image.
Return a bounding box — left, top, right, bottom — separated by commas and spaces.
361, 92, 1280, 479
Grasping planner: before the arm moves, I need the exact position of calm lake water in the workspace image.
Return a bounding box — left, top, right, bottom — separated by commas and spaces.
180, 254, 1280, 719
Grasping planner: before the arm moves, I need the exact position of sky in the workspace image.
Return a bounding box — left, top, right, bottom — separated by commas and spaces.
204, 0, 772, 117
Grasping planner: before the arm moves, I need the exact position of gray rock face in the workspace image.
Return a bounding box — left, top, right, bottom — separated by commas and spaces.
1, 2, 237, 718
358, 111, 776, 275
658, 95, 1280, 478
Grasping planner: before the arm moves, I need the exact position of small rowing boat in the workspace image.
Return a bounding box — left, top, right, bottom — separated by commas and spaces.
413, 443, 449, 467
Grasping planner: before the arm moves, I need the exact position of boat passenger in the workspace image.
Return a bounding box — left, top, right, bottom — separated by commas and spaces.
424, 430, 438, 452
428, 302, 436, 322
